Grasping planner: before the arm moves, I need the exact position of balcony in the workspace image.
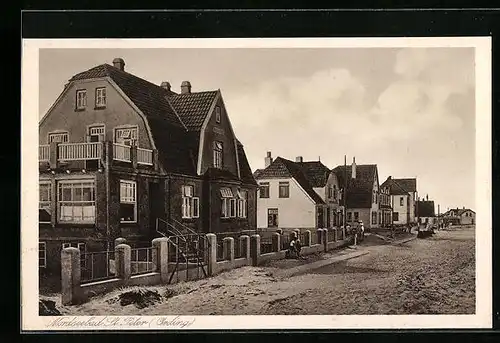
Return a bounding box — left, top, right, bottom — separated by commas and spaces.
39, 141, 156, 170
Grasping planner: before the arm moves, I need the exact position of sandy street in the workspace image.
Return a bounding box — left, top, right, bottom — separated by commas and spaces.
48, 226, 475, 316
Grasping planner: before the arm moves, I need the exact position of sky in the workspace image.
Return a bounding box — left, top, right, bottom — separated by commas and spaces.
39, 47, 476, 212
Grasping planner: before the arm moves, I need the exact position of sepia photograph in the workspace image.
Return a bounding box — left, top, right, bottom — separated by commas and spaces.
21, 37, 492, 330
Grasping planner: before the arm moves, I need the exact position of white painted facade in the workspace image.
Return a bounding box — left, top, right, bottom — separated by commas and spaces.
391, 194, 410, 224
256, 177, 316, 229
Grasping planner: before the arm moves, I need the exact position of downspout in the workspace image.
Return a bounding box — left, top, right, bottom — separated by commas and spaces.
105, 142, 111, 249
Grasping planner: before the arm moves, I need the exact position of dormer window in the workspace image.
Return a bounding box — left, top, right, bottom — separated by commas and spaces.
76, 89, 87, 110
95, 87, 107, 108
215, 106, 221, 123
213, 141, 223, 168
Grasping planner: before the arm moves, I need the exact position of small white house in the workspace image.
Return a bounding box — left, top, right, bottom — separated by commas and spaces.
254, 153, 343, 231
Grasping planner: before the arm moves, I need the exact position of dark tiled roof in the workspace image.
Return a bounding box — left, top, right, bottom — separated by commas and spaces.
295, 161, 331, 188
332, 164, 377, 208
393, 178, 417, 193
254, 157, 325, 204
237, 142, 258, 186
203, 168, 240, 182
417, 201, 435, 217
253, 169, 265, 179
68, 63, 253, 181
380, 178, 409, 196
168, 91, 219, 131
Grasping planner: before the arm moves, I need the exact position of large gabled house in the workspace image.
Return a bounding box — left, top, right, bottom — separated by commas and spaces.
332, 159, 380, 230
254, 153, 343, 231
380, 176, 418, 225
38, 57, 257, 272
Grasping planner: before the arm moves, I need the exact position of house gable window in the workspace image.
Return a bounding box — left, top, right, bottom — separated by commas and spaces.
39, 242, 46, 268
333, 185, 337, 200
182, 185, 199, 219
48, 132, 69, 144
57, 180, 96, 223
372, 212, 377, 224
120, 180, 137, 223
213, 141, 223, 169
220, 187, 236, 218
278, 182, 290, 198
88, 126, 105, 142
328, 186, 333, 199
95, 87, 107, 108
115, 127, 138, 146
354, 212, 359, 222
76, 89, 87, 110
215, 106, 221, 124
347, 212, 352, 222
237, 190, 247, 218
259, 182, 270, 198
400, 197, 404, 206
39, 182, 52, 223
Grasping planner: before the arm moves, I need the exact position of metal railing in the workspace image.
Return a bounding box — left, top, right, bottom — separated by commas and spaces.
260, 236, 274, 254
280, 234, 291, 251
58, 142, 102, 161
130, 247, 156, 275
39, 145, 50, 161
137, 147, 153, 165
310, 231, 318, 245
80, 250, 116, 283
167, 234, 206, 263
113, 143, 131, 162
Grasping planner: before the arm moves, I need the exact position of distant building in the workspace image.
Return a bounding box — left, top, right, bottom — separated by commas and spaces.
379, 184, 393, 227
254, 153, 343, 231
416, 199, 435, 225
380, 176, 418, 225
332, 158, 381, 230
443, 207, 475, 225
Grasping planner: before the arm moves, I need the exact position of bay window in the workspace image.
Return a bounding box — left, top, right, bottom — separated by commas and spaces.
58, 180, 96, 223
220, 187, 236, 218
120, 180, 137, 223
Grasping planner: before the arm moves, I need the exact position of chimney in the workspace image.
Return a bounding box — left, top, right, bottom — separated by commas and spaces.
265, 151, 273, 168
296, 156, 303, 163
426, 194, 429, 201
160, 81, 171, 91
351, 157, 356, 179
112, 58, 125, 71
181, 81, 192, 94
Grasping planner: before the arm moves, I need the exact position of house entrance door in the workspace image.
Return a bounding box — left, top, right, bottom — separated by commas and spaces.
267, 208, 278, 228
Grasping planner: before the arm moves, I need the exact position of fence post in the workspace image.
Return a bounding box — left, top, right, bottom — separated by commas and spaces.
271, 232, 281, 252
115, 243, 131, 283
205, 233, 217, 276
322, 229, 328, 252
239, 235, 250, 259
250, 234, 261, 266
61, 247, 84, 305
275, 228, 283, 235
152, 237, 169, 283
223, 237, 235, 262
115, 237, 126, 247
304, 230, 311, 246
290, 231, 298, 240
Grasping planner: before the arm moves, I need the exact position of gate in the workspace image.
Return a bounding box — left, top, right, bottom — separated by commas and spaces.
156, 218, 208, 284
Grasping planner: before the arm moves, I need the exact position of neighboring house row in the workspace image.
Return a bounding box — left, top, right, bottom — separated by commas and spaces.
253, 154, 386, 231
38, 58, 257, 272
442, 207, 476, 225
380, 176, 418, 225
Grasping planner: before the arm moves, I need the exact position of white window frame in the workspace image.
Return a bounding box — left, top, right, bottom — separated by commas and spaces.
237, 190, 247, 218
95, 87, 107, 107
114, 126, 138, 146
278, 182, 290, 198
259, 182, 270, 198
88, 125, 105, 142
57, 180, 96, 224
400, 197, 404, 206
213, 141, 223, 169
76, 89, 87, 109
48, 132, 69, 144
182, 185, 199, 219
39, 181, 52, 223
221, 198, 237, 218
39, 242, 46, 268
120, 180, 137, 223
